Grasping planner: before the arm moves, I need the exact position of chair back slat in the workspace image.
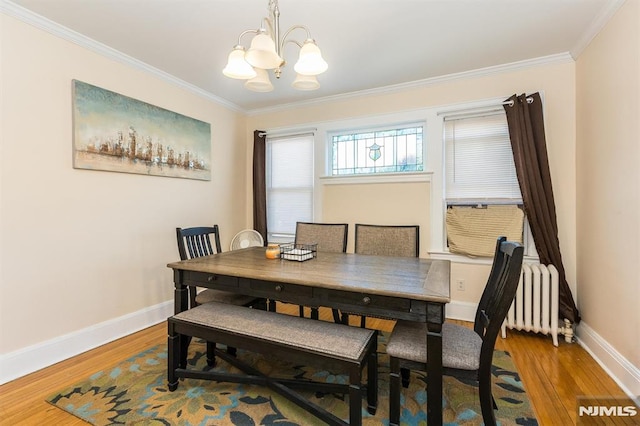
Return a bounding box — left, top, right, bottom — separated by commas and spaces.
187, 234, 211, 258
176, 226, 222, 261
294, 222, 348, 253
354, 224, 419, 257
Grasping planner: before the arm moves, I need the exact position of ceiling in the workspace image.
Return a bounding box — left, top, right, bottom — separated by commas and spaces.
6, 0, 621, 111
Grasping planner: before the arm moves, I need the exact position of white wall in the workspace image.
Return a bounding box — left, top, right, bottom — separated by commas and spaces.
576, 0, 640, 396
0, 14, 247, 379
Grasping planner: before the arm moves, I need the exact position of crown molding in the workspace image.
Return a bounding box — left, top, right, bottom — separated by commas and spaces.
570, 0, 627, 59
1, 0, 244, 113
246, 52, 573, 115
4, 0, 615, 117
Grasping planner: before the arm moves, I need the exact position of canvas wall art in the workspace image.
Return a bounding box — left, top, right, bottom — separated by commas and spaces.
72, 80, 211, 180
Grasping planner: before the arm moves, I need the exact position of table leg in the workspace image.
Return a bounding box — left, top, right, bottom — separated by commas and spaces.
173, 270, 189, 368
167, 321, 179, 391
173, 270, 188, 314
426, 303, 444, 426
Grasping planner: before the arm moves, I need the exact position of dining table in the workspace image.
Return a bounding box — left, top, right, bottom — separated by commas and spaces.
167, 246, 450, 425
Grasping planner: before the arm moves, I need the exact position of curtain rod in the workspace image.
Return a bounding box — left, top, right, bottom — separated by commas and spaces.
258, 127, 317, 138
503, 96, 534, 107
438, 96, 534, 117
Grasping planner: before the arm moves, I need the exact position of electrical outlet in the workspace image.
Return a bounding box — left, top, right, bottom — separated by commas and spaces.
456, 279, 465, 291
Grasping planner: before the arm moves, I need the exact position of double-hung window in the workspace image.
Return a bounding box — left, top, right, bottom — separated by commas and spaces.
442, 110, 531, 257
265, 133, 314, 243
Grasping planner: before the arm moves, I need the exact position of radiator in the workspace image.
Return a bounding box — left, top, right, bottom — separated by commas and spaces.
500, 263, 573, 346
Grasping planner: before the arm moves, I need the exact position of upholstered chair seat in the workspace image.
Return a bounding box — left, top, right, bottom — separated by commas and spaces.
387, 321, 482, 370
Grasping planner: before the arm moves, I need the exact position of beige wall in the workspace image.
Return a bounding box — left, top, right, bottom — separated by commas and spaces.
576, 0, 640, 371
322, 182, 430, 253
247, 61, 578, 307
0, 15, 247, 354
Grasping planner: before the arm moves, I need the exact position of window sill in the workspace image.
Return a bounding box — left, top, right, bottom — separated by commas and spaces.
319, 172, 432, 185
428, 250, 539, 265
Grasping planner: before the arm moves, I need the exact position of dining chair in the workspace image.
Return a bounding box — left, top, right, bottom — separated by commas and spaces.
294, 221, 348, 323
386, 237, 524, 426
176, 226, 265, 365
348, 224, 419, 327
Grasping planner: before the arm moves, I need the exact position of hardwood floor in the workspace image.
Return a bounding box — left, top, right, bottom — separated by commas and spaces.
0, 304, 632, 425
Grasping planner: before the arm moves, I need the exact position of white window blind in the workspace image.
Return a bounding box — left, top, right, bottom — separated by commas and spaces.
444, 112, 521, 202
266, 133, 314, 241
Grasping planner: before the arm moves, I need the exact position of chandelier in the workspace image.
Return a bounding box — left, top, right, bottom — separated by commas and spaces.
222, 0, 328, 92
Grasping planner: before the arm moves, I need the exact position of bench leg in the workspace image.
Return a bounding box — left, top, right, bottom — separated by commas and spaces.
167, 322, 179, 391
349, 370, 363, 426
367, 345, 378, 415
389, 356, 401, 426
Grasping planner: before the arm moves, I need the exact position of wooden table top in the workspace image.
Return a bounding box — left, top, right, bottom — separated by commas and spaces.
168, 247, 450, 303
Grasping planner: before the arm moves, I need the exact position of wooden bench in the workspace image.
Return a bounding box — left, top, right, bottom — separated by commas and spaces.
167, 301, 378, 426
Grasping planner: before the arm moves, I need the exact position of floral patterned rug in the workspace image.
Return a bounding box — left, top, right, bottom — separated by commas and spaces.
47, 333, 538, 425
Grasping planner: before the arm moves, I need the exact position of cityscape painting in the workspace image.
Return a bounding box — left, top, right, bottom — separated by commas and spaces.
72, 80, 211, 180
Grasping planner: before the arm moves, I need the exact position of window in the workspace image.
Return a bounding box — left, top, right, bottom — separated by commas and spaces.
330, 125, 423, 175
444, 112, 520, 202
442, 110, 531, 257
266, 133, 314, 242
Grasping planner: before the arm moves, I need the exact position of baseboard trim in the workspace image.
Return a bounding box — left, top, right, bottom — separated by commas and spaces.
0, 301, 173, 385
577, 321, 640, 404
446, 304, 639, 404
6, 300, 636, 406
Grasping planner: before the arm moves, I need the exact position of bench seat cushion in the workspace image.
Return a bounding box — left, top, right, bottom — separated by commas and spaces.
173, 302, 375, 361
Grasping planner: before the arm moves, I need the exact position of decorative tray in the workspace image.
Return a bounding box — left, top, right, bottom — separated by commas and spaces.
279, 243, 318, 262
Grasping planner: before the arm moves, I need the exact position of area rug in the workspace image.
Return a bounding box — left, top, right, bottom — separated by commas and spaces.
47, 333, 538, 425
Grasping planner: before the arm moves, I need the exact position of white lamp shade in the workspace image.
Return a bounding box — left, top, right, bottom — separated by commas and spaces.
293, 40, 328, 76
245, 33, 283, 69
291, 73, 320, 91
244, 68, 274, 92
222, 47, 257, 79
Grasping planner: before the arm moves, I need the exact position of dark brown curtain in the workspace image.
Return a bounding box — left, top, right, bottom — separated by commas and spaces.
503, 93, 580, 324
252, 130, 268, 246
